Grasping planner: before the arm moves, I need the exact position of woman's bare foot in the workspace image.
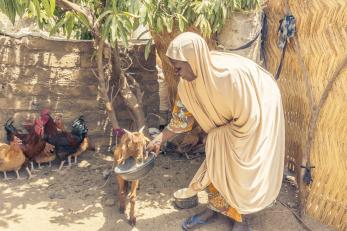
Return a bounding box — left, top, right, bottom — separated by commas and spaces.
195, 209, 216, 222
182, 208, 217, 230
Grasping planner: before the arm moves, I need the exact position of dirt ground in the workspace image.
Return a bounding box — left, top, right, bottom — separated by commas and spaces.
0, 150, 335, 231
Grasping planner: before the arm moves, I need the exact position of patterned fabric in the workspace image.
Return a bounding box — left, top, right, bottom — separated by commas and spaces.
166, 95, 194, 133
207, 184, 242, 222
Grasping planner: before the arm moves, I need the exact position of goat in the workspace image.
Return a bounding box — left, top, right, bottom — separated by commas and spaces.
113, 127, 150, 226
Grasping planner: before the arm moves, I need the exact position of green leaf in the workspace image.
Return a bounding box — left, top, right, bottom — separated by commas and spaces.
177, 14, 185, 32
96, 10, 112, 24
194, 14, 204, 28
50, 0, 55, 15
133, 17, 140, 31
65, 13, 74, 39
32, 0, 42, 27
121, 11, 138, 18
14, 0, 27, 17
42, 0, 52, 17
110, 15, 117, 43
122, 15, 133, 31
49, 18, 65, 36
118, 21, 129, 47
166, 17, 173, 33
3, 0, 17, 24
76, 12, 91, 28
144, 39, 152, 60
101, 14, 112, 40
156, 16, 163, 32
162, 17, 172, 33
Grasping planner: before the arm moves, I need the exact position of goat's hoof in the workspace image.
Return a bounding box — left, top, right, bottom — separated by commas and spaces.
119, 206, 125, 214
128, 217, 136, 226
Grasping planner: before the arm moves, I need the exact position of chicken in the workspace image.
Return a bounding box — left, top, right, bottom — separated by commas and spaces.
40, 110, 89, 170
52, 113, 95, 164
4, 119, 29, 142
113, 127, 150, 226
5, 118, 47, 170
71, 136, 95, 164
33, 143, 55, 168
0, 136, 32, 179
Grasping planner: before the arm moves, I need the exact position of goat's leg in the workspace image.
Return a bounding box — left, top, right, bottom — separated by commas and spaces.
74, 155, 78, 164
37, 162, 42, 169
128, 180, 139, 226
30, 161, 34, 171
117, 176, 126, 214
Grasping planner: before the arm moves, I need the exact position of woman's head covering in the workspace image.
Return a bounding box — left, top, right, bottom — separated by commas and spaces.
166, 32, 231, 132
166, 32, 212, 78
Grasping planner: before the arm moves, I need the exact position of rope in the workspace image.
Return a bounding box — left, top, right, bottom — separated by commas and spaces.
217, 30, 261, 52
277, 199, 313, 231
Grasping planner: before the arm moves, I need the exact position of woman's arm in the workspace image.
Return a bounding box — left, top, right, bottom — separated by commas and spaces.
146, 128, 177, 155
147, 94, 195, 155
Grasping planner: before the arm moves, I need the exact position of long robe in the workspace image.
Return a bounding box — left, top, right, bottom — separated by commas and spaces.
166, 32, 285, 214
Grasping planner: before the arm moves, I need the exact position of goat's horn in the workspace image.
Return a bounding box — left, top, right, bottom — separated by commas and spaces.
123, 128, 131, 134
138, 126, 145, 133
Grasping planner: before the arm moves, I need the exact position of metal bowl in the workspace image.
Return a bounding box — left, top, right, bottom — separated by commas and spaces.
114, 152, 156, 181
173, 188, 198, 209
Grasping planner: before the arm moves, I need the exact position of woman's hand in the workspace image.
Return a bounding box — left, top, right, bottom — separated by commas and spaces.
146, 128, 177, 156
146, 133, 163, 155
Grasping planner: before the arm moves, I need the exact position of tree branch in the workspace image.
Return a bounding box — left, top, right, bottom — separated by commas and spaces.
94, 38, 120, 129
56, 0, 94, 28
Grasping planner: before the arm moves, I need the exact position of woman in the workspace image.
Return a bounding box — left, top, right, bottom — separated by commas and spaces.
147, 32, 285, 230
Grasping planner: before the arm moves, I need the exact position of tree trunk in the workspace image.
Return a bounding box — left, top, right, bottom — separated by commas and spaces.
217, 10, 264, 65
95, 39, 120, 129
112, 44, 145, 131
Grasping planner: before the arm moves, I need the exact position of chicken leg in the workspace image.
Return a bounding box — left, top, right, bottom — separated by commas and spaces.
3, 171, 8, 180
68, 156, 72, 167
58, 161, 65, 171
15, 169, 21, 179
25, 167, 32, 179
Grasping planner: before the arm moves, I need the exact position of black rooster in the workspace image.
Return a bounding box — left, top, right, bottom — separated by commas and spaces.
41, 111, 88, 170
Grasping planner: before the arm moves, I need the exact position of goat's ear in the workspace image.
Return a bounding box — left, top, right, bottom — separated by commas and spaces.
144, 137, 150, 143
138, 126, 145, 133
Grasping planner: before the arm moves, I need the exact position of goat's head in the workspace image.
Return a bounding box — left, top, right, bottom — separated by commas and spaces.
121, 131, 147, 151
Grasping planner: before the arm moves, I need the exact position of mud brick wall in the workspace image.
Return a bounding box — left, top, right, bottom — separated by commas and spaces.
0, 34, 159, 150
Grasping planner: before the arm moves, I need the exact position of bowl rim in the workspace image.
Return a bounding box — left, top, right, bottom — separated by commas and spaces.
114, 151, 156, 175
173, 188, 198, 200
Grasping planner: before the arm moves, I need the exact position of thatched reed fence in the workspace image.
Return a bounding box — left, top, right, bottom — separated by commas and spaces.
265, 1, 347, 230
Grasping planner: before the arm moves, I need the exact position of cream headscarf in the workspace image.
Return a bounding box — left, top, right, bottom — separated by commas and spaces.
166, 32, 285, 214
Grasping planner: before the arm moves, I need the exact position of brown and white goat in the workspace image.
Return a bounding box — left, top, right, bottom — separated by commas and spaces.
113, 127, 150, 226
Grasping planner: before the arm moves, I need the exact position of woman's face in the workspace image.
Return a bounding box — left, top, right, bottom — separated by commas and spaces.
169, 58, 197, 82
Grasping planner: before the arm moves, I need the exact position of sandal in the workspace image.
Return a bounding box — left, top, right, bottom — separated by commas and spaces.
182, 213, 217, 230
